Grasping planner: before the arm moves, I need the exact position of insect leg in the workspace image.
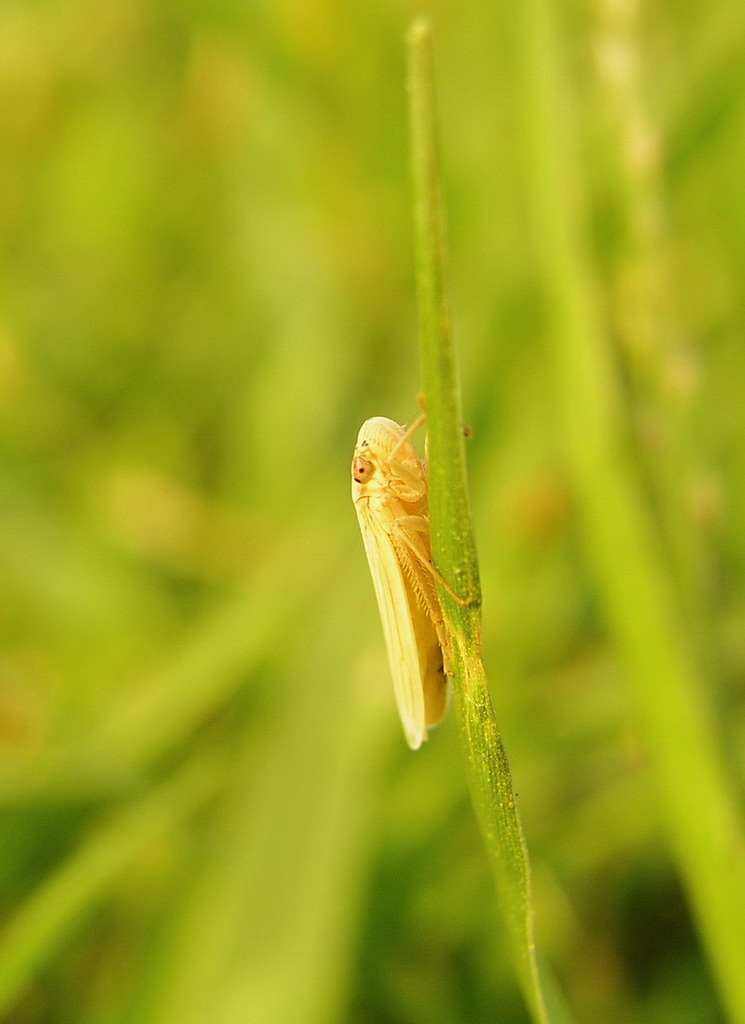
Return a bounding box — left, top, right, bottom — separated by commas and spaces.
387, 410, 427, 464
393, 530, 455, 676
387, 459, 428, 500
392, 516, 476, 608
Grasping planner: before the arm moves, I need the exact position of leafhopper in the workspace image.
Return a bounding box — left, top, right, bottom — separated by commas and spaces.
351, 416, 452, 749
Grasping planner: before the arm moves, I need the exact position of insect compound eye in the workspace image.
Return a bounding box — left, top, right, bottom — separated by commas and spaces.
353, 456, 374, 483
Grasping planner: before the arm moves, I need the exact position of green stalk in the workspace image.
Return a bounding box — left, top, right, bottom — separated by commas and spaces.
0, 753, 222, 1018
407, 20, 571, 1024
512, 2, 745, 1020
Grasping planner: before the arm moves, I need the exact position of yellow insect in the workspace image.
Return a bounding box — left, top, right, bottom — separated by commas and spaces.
351, 416, 452, 749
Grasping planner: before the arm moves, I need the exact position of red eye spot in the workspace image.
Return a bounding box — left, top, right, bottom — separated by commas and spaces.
353, 456, 373, 483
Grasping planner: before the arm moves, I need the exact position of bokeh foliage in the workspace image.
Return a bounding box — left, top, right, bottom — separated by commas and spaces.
1, 1, 744, 1022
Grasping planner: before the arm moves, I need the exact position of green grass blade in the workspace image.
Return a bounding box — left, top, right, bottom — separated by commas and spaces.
137, 573, 390, 1024
407, 19, 571, 1024
511, 1, 745, 1020
0, 754, 222, 1018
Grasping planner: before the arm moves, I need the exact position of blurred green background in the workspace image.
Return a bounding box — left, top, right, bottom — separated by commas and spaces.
1, 0, 744, 1022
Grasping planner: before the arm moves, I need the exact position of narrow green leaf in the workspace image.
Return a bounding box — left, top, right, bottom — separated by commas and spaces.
0, 754, 222, 1018
407, 19, 571, 1024
509, 1, 745, 1021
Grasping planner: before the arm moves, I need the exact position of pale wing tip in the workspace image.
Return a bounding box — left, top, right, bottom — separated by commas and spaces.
402, 719, 426, 751
402, 676, 450, 748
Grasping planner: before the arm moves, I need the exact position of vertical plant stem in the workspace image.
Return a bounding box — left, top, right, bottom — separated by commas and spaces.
512, 1, 745, 1020
596, 0, 710, 652
407, 19, 571, 1024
